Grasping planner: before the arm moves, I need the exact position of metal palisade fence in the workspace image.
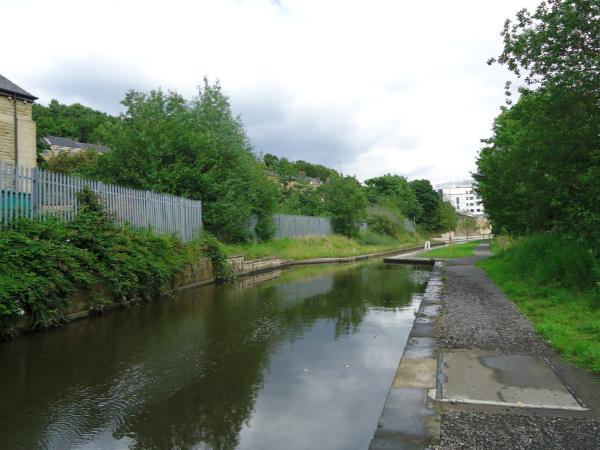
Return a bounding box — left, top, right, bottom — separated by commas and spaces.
0, 162, 202, 242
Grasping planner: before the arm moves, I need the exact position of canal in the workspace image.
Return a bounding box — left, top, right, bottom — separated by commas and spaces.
0, 261, 430, 450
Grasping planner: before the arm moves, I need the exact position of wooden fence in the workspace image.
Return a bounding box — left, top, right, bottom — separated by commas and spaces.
0, 162, 202, 242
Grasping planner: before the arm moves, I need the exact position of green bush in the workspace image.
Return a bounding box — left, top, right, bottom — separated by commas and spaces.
198, 233, 233, 281
0, 200, 191, 337
366, 205, 405, 238
492, 234, 597, 295
322, 176, 367, 237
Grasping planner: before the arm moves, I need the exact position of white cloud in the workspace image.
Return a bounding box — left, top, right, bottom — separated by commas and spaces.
2, 0, 539, 183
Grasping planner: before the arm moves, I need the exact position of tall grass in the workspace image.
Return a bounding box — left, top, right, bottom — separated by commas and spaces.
486, 234, 597, 295
479, 234, 600, 373
223, 234, 420, 260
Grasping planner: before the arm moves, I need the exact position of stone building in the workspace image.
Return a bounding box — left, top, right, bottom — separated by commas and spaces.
0, 74, 37, 168
42, 135, 111, 159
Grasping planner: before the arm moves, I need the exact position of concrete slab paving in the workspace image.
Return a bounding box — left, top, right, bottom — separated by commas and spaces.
439, 350, 587, 411
393, 358, 438, 389
403, 337, 438, 360
417, 304, 441, 318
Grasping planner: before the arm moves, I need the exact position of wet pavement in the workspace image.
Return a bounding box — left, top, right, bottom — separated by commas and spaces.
439, 351, 586, 411
436, 242, 600, 449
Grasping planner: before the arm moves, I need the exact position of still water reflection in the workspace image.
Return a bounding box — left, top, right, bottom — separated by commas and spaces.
0, 261, 429, 450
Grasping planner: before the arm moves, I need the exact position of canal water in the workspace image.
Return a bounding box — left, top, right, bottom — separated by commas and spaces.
0, 261, 429, 450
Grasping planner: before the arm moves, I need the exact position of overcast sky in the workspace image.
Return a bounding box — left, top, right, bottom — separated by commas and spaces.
4, 0, 539, 184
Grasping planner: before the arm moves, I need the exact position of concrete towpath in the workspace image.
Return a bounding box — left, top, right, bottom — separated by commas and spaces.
436, 242, 600, 449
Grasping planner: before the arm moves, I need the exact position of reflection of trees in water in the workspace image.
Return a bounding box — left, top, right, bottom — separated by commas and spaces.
114, 264, 425, 449
275, 264, 423, 338
105, 265, 425, 449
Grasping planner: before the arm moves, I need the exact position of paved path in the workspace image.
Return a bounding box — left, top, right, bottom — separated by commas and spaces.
437, 243, 600, 449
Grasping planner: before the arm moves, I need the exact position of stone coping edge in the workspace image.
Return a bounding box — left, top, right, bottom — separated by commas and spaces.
369, 261, 444, 450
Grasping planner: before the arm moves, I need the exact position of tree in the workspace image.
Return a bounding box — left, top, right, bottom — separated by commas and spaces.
32, 100, 116, 154
459, 215, 479, 239
322, 176, 367, 237
43, 149, 98, 175
91, 80, 278, 243
279, 184, 326, 216
438, 201, 457, 238
364, 174, 422, 219
409, 179, 442, 230
293, 160, 337, 182
263, 153, 298, 182
475, 87, 599, 245
488, 0, 599, 98
478, 0, 600, 250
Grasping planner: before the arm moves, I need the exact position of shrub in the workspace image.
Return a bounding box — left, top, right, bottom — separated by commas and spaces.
321, 176, 367, 237
0, 199, 191, 337
199, 232, 233, 281
492, 234, 597, 293
366, 205, 406, 238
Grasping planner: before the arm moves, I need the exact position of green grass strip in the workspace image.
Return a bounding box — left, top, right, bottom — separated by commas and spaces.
478, 255, 600, 374
222, 235, 420, 260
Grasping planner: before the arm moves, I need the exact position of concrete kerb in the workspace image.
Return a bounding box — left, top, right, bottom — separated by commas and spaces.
369, 261, 444, 449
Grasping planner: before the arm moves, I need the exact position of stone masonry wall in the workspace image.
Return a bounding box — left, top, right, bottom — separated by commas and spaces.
0, 94, 37, 168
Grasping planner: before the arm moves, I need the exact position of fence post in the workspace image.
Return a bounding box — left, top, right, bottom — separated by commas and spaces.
30, 167, 37, 219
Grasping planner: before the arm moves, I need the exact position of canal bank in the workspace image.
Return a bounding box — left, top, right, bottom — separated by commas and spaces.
434, 243, 600, 449
10, 242, 443, 337
370, 259, 444, 449
371, 242, 600, 449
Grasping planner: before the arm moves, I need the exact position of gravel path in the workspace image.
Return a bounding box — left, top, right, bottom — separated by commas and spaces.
438, 243, 550, 354
438, 243, 600, 449
440, 411, 600, 450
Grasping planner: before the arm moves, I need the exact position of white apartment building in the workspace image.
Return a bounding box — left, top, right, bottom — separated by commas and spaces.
436, 180, 485, 216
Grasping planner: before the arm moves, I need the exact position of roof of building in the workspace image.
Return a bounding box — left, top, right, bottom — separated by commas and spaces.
44, 136, 111, 153
0, 74, 37, 101
435, 180, 474, 190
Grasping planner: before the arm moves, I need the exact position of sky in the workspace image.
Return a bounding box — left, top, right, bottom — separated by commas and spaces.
3, 0, 539, 184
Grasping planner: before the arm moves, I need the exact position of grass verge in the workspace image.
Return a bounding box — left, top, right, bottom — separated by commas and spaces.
222, 234, 421, 260
418, 240, 484, 259
478, 235, 600, 373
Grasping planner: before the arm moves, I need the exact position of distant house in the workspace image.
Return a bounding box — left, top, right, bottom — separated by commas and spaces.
0, 74, 38, 168
42, 135, 111, 159
296, 171, 322, 187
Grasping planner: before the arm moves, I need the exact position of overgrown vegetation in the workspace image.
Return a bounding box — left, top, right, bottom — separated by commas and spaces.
0, 189, 191, 337
198, 233, 234, 281
32, 79, 455, 244
321, 176, 368, 237
86, 79, 278, 243
472, 0, 600, 373
479, 235, 600, 373
44, 149, 99, 175
477, 0, 599, 251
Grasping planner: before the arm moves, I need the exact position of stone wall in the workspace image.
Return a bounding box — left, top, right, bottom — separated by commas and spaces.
0, 94, 37, 168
